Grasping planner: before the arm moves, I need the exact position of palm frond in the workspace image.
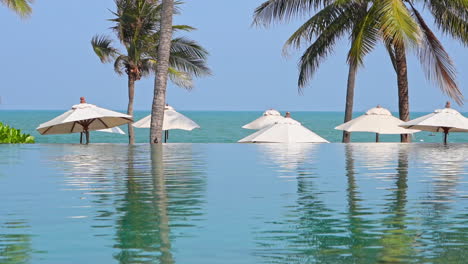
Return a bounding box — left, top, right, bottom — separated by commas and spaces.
140, 58, 157, 77
1, 0, 33, 18
171, 37, 209, 60
169, 53, 212, 77
283, 2, 355, 53
253, 0, 334, 26
93, 0, 210, 88
172, 25, 196, 32
113, 55, 129, 75
297, 10, 351, 89
91, 35, 119, 63
168, 67, 194, 90
427, 0, 468, 45
377, 0, 421, 46
411, 4, 463, 105
347, 4, 379, 67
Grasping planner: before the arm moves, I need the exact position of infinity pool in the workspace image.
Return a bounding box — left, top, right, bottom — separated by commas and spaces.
1, 143, 467, 263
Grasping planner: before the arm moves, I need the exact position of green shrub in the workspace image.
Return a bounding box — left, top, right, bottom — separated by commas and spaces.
0, 122, 35, 143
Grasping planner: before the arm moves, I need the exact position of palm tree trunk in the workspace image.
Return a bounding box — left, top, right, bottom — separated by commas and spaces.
342, 64, 357, 143
394, 44, 410, 143
150, 0, 174, 144
127, 75, 136, 144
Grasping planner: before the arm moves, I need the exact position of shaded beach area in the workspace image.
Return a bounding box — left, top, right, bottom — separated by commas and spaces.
3, 110, 468, 143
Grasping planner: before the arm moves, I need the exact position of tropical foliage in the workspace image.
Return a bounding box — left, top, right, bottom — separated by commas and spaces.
254, 0, 465, 100
0, 122, 34, 143
92, 0, 210, 144
1, 0, 33, 18
254, 0, 467, 141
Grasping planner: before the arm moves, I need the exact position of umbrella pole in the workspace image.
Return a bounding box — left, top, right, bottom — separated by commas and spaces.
443, 127, 449, 144
80, 132, 83, 144
86, 130, 90, 144
375, 133, 380, 143
164, 130, 168, 143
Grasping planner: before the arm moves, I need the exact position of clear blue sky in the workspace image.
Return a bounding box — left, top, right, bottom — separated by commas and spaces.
0, 0, 467, 112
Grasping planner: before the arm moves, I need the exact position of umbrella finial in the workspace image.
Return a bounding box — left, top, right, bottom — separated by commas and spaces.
445, 101, 451, 108
376, 105, 381, 108
80, 97, 86, 104
285, 112, 291, 118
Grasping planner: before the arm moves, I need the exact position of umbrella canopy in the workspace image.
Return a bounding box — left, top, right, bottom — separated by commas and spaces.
36, 97, 132, 144
335, 106, 419, 135
239, 118, 329, 143
242, 109, 284, 130
400, 102, 468, 143
97, 126, 126, 134
133, 105, 200, 131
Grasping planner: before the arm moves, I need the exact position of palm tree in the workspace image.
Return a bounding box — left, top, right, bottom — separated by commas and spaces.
1, 0, 32, 18
150, 0, 174, 144
92, 0, 210, 144
347, 0, 466, 141
381, 0, 466, 141
253, 1, 378, 142
254, 0, 466, 142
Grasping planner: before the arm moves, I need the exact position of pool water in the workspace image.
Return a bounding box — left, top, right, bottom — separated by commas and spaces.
1, 143, 467, 263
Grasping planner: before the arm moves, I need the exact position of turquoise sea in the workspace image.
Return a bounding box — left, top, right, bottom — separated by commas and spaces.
1, 143, 468, 263
1, 110, 468, 143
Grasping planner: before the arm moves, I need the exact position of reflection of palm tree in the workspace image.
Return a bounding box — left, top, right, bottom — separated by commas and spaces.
151, 145, 174, 264
114, 146, 163, 263
344, 144, 379, 262
0, 220, 33, 264
254, 149, 345, 263
377, 147, 418, 263
113, 144, 206, 264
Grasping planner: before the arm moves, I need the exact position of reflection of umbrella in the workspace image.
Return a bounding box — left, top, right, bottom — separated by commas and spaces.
335, 106, 419, 142
242, 109, 284, 130
133, 105, 199, 142
97, 126, 125, 134
400, 102, 468, 143
239, 118, 329, 143
36, 97, 132, 144
257, 143, 316, 171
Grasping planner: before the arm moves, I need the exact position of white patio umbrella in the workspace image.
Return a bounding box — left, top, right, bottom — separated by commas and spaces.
36, 97, 133, 144
133, 105, 200, 142
97, 126, 126, 135
400, 102, 468, 144
335, 105, 419, 142
239, 117, 329, 143
242, 109, 284, 130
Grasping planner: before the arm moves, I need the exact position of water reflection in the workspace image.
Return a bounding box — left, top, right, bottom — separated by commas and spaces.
413, 144, 468, 204
410, 144, 468, 263
43, 144, 207, 264
376, 148, 418, 263
111, 145, 205, 264
1, 144, 468, 263
256, 144, 317, 174
254, 144, 348, 263
254, 144, 468, 263
0, 220, 32, 264
345, 144, 379, 262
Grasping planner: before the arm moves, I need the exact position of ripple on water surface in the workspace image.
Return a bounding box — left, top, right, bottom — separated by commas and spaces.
0, 143, 467, 264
